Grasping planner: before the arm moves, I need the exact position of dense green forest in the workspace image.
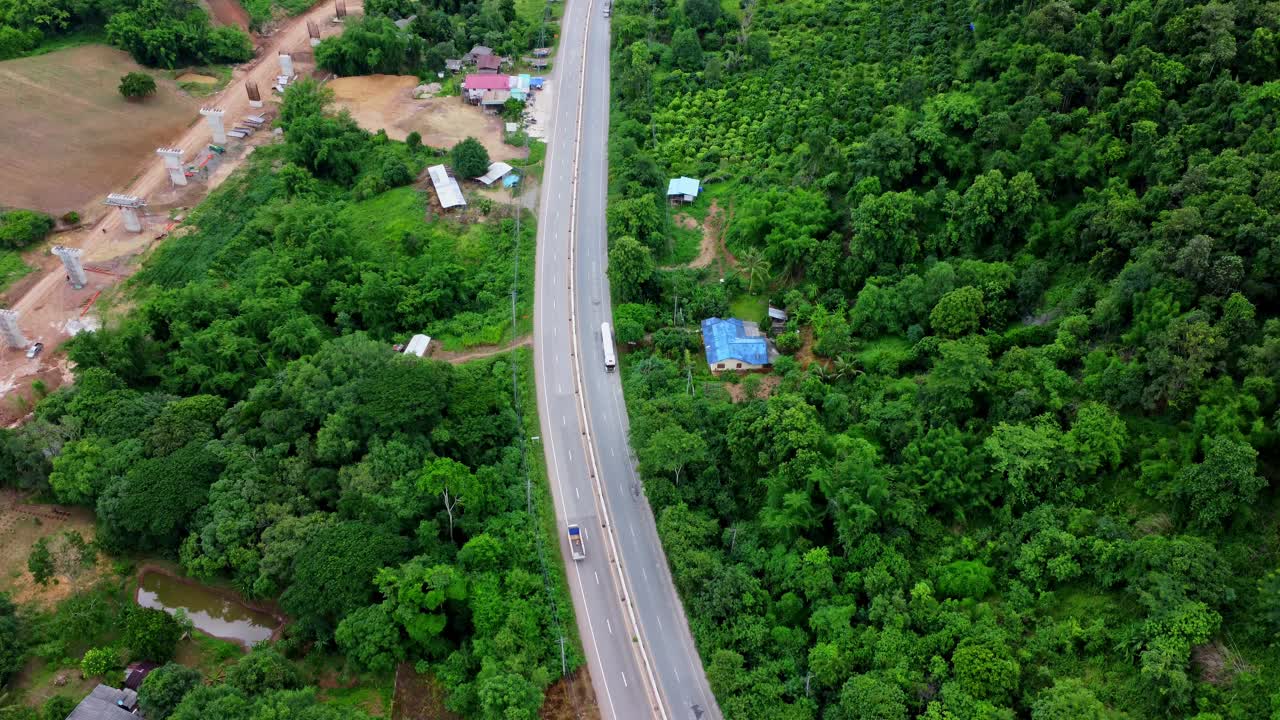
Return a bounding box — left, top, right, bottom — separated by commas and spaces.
0, 0, 252, 64
609, 0, 1280, 718
0, 81, 572, 719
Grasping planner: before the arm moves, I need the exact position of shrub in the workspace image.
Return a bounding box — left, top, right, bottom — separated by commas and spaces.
61, 211, 80, 225
139, 663, 203, 720
0, 209, 54, 250
935, 560, 995, 598
119, 72, 158, 99
450, 137, 490, 179
80, 646, 120, 678
123, 607, 185, 662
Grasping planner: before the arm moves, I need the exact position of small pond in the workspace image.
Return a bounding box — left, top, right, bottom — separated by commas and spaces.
136, 570, 279, 646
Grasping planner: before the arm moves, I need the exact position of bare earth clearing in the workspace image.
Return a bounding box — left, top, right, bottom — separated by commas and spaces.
0, 45, 200, 217
206, 0, 251, 30
327, 74, 529, 161
0, 490, 105, 609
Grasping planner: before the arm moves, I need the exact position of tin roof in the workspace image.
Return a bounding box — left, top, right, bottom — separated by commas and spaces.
667, 176, 701, 197
427, 165, 466, 208
463, 74, 510, 90
702, 317, 770, 366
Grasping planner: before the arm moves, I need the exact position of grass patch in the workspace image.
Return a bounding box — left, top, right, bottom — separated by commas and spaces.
174, 65, 233, 97
175, 631, 245, 679
0, 250, 34, 292
729, 292, 767, 321
519, 140, 547, 167
318, 680, 393, 717
660, 219, 701, 266
438, 74, 462, 97
854, 336, 912, 372
17, 28, 107, 59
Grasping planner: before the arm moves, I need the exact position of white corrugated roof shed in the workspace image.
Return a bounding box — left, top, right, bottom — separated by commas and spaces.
428, 165, 466, 208
476, 161, 514, 185
404, 334, 431, 357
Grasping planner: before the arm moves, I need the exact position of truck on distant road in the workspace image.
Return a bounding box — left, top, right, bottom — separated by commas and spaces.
568, 524, 586, 560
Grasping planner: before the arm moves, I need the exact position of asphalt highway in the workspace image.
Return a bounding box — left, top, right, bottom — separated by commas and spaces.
531, 0, 722, 717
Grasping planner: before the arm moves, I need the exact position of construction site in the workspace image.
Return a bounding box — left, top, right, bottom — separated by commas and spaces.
0, 1, 360, 426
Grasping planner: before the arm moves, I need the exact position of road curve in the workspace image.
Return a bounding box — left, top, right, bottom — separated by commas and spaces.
532, 0, 723, 718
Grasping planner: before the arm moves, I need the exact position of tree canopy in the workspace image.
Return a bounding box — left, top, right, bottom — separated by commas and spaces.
606, 0, 1280, 715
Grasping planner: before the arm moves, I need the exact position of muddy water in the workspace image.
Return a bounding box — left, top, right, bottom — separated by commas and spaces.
136, 571, 277, 646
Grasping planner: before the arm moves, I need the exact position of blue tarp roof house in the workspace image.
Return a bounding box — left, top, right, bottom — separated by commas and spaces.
667, 176, 701, 198
702, 317, 770, 366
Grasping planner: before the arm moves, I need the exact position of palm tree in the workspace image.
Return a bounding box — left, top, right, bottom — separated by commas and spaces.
832, 354, 864, 383
809, 362, 833, 384
738, 247, 770, 293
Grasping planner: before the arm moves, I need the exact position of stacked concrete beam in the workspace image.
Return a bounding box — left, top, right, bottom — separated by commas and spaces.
52, 246, 88, 289
0, 309, 27, 349
156, 147, 187, 186
200, 107, 227, 144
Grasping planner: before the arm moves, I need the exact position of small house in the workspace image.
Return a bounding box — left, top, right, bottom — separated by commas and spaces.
392, 14, 415, 29
123, 662, 158, 691
66, 685, 138, 720
427, 165, 466, 209
476, 54, 502, 73
465, 45, 493, 63
476, 161, 514, 185
444, 58, 463, 72
404, 334, 431, 357
462, 74, 511, 103
524, 57, 550, 69
532, 47, 551, 57
666, 176, 701, 204
768, 306, 788, 333
702, 317, 774, 372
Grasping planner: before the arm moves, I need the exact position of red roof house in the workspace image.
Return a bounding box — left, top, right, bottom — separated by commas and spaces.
462, 74, 511, 103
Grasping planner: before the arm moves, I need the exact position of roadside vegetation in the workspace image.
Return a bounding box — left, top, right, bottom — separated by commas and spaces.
0, 80, 570, 719
608, 0, 1280, 717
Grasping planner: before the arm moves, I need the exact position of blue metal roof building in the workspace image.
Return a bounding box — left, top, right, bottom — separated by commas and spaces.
702, 317, 771, 368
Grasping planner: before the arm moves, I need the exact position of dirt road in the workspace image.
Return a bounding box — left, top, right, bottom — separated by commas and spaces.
1, 0, 362, 420
9, 1, 361, 323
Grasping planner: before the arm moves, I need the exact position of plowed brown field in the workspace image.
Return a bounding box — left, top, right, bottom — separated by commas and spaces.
0, 45, 201, 217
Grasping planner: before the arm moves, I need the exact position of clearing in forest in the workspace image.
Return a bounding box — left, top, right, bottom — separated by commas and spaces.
327, 75, 528, 162
0, 45, 201, 217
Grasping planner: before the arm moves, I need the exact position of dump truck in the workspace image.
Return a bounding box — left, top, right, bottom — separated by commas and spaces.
567, 524, 586, 560
208, 144, 225, 154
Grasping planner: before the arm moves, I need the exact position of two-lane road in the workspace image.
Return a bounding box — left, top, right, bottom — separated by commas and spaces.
533, 0, 722, 718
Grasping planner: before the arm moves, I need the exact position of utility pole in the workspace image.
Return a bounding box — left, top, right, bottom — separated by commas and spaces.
559, 636, 568, 676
